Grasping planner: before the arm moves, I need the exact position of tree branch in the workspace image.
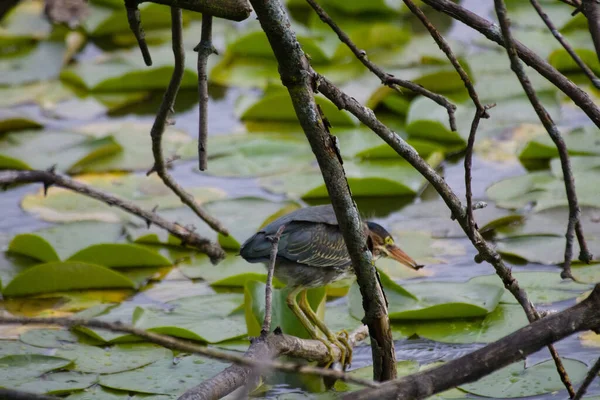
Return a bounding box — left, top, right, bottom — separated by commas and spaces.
148, 8, 230, 238
250, 0, 397, 382
531, 0, 600, 89
420, 0, 600, 128
0, 169, 225, 261
305, 0, 457, 132
573, 356, 600, 400
135, 0, 252, 21
194, 14, 216, 171
582, 0, 600, 64
344, 284, 600, 400
125, 0, 153, 66
179, 326, 370, 400
0, 316, 376, 389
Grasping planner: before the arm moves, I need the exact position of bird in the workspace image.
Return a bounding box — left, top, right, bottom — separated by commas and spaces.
240, 204, 423, 369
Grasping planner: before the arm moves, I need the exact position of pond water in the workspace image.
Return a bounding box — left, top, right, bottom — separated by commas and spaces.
0, 0, 599, 399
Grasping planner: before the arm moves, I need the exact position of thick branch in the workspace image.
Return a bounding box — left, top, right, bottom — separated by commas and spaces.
0, 169, 225, 261
195, 14, 216, 171
148, 8, 230, 238
179, 327, 369, 400
137, 0, 251, 21
345, 284, 600, 400
305, 0, 457, 131
421, 0, 600, 128
531, 0, 600, 89
0, 316, 376, 389
250, 0, 397, 381
582, 0, 600, 64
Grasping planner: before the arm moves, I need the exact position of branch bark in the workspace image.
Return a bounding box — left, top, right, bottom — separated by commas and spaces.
136, 0, 252, 21
420, 0, 600, 128
249, 0, 397, 382
148, 8, 230, 240
573, 356, 600, 400
0, 169, 225, 261
195, 14, 216, 171
344, 284, 600, 400
582, 0, 600, 64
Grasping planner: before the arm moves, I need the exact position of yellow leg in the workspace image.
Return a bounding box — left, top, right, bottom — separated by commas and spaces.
298, 290, 352, 370
286, 287, 335, 367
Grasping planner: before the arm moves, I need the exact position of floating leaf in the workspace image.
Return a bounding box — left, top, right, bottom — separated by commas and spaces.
572, 264, 600, 284
83, 3, 172, 37
10, 372, 97, 395
98, 355, 228, 395
0, 340, 47, 357
519, 126, 600, 162
22, 173, 225, 223
20, 328, 82, 348
9, 222, 124, 261
245, 280, 326, 339
335, 360, 419, 392
56, 343, 171, 374
0, 130, 121, 172
0, 354, 72, 386
350, 272, 502, 320
0, 109, 42, 133
74, 304, 139, 343
460, 358, 587, 398
2, 261, 135, 296
0, 1, 52, 45
0, 42, 65, 85
134, 293, 247, 343
68, 244, 171, 268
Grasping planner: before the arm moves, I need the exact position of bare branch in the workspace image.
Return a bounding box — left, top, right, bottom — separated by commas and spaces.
421, 0, 600, 129
194, 14, 216, 171
573, 356, 600, 400
305, 0, 457, 131
0, 169, 225, 261
148, 8, 230, 238
136, 0, 252, 21
582, 0, 600, 64
180, 327, 370, 400
125, 0, 152, 66
344, 284, 600, 400
0, 316, 377, 389
261, 225, 285, 335
531, 0, 600, 89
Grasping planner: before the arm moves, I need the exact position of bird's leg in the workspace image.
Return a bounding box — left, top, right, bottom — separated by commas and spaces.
298, 290, 351, 370
337, 329, 353, 367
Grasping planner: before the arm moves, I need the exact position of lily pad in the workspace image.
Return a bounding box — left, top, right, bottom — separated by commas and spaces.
9, 372, 97, 395
20, 328, 83, 348
82, 3, 172, 37
0, 109, 42, 133
460, 358, 587, 398
0, 340, 47, 357
335, 360, 419, 392
0, 42, 65, 85
133, 293, 247, 343
56, 343, 171, 374
22, 173, 225, 223
0, 1, 52, 45
0, 354, 72, 386
74, 304, 140, 343
68, 244, 171, 268
350, 272, 503, 320
245, 280, 326, 338
9, 222, 124, 261
178, 252, 272, 287
519, 126, 600, 162
2, 261, 135, 297
0, 130, 121, 173
98, 355, 228, 395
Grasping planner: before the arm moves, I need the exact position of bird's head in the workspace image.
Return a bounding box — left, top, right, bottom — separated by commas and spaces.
366, 221, 424, 270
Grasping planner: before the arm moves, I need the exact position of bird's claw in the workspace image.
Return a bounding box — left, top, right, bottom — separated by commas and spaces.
337, 330, 352, 370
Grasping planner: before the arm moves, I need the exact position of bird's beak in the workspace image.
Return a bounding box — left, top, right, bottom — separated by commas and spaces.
383, 245, 424, 270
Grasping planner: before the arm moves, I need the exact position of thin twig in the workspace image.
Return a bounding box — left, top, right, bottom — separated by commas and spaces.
194, 14, 216, 171
125, 0, 152, 66
558, 0, 582, 7
0, 316, 377, 389
305, 0, 457, 131
148, 8, 229, 237
573, 356, 600, 400
421, 0, 600, 128
0, 169, 225, 262
531, 0, 600, 89
582, 0, 600, 64
261, 225, 285, 336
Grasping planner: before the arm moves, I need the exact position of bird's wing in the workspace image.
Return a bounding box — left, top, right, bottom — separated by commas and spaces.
278, 222, 351, 268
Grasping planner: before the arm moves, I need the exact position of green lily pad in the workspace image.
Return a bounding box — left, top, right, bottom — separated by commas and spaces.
0, 42, 65, 85
9, 372, 97, 395
0, 340, 47, 357
394, 304, 528, 344
572, 264, 600, 284
74, 304, 140, 343
335, 360, 419, 392
66, 386, 168, 399
56, 343, 171, 374
9, 222, 124, 261
0, 130, 121, 173
0, 1, 52, 45
133, 293, 247, 343
98, 355, 228, 395
21, 173, 225, 223
82, 3, 172, 37
0, 354, 72, 386
519, 126, 600, 162
20, 328, 82, 348
68, 244, 171, 268
178, 252, 272, 287
350, 272, 503, 320
0, 109, 42, 133
245, 280, 326, 339
2, 261, 135, 297
460, 358, 587, 398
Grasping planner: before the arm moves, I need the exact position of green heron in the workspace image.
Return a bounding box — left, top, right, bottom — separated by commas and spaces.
240, 205, 423, 369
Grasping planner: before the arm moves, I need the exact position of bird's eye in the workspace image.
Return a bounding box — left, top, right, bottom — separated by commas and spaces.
384, 236, 394, 245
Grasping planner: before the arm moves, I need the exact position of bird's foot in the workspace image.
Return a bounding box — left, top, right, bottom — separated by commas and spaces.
336, 330, 352, 370
316, 337, 336, 369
